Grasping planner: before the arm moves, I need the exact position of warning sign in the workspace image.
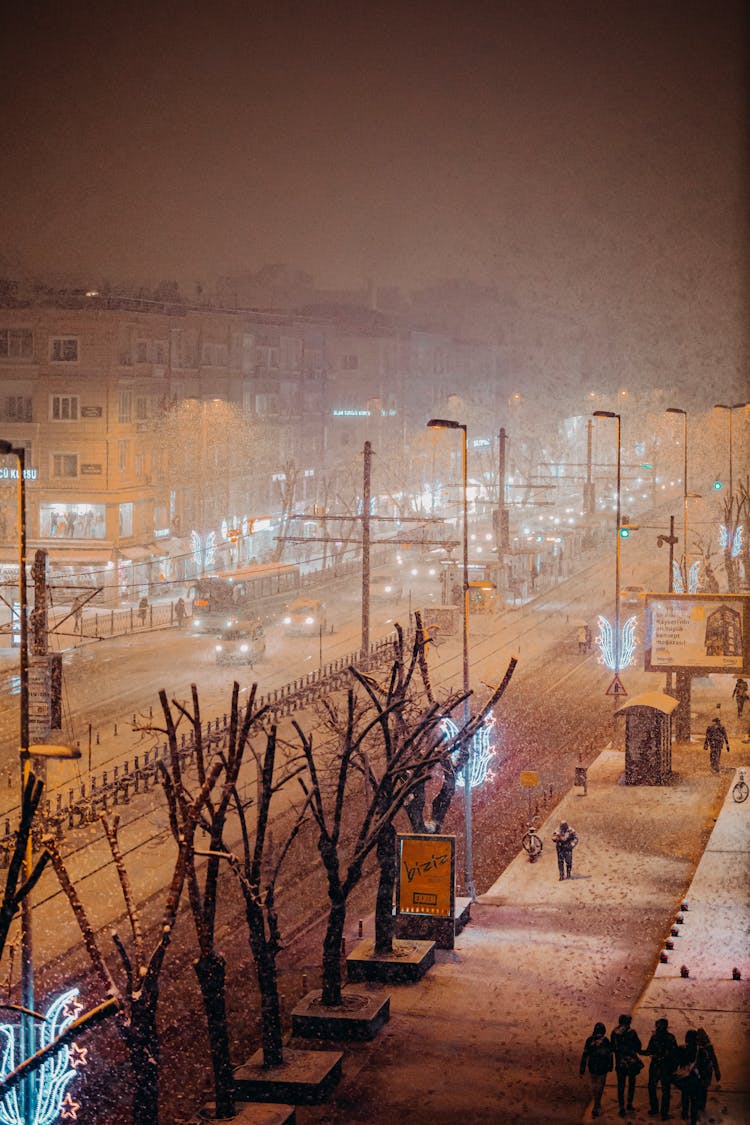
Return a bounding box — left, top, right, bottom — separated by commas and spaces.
606, 673, 628, 697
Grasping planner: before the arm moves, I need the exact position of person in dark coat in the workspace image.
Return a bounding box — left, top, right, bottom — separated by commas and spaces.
580, 1021, 613, 1118
704, 717, 730, 773
732, 677, 748, 718
642, 1017, 678, 1120
610, 1013, 643, 1116
175, 596, 186, 629
552, 820, 578, 879
674, 1029, 712, 1125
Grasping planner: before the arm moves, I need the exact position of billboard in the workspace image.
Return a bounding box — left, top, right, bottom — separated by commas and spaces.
645, 593, 749, 674
396, 834, 455, 919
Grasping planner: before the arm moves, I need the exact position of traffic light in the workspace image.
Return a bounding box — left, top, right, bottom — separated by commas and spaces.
712, 479, 723, 491
619, 523, 640, 539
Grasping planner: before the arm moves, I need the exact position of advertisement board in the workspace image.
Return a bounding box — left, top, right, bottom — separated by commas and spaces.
645, 593, 749, 674
396, 834, 455, 919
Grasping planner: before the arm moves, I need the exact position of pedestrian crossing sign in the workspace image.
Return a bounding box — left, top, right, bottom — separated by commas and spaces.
606, 673, 627, 697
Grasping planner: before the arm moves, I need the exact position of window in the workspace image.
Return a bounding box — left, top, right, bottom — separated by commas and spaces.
50, 395, 79, 421
0, 329, 33, 360
52, 453, 78, 478
255, 393, 279, 416
5, 396, 32, 422
118, 390, 132, 423
50, 338, 79, 362
136, 396, 148, 421
154, 341, 166, 365
118, 440, 129, 473
341, 354, 359, 370
135, 341, 149, 364
135, 453, 145, 477
119, 502, 133, 537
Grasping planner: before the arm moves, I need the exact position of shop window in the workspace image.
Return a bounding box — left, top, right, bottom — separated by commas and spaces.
119, 503, 133, 537
41, 503, 105, 539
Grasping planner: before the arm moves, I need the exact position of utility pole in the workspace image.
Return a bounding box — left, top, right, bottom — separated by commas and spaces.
657, 516, 679, 698
361, 441, 372, 656
583, 419, 595, 516
493, 428, 510, 589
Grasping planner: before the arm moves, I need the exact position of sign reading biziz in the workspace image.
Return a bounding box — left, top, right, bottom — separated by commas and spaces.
645, 593, 749, 674
396, 834, 455, 919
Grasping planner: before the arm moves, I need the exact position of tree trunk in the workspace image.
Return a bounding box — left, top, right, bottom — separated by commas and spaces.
245, 903, 284, 1068
374, 824, 397, 955
193, 951, 235, 1119
321, 896, 347, 1006
128, 997, 160, 1125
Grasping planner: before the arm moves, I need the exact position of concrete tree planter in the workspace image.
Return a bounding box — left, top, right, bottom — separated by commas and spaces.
394, 897, 472, 950
233, 1047, 343, 1105
291, 985, 391, 1041
346, 937, 436, 983
200, 1102, 296, 1123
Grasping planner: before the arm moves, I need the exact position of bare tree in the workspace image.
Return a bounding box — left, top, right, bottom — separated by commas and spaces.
45, 752, 221, 1124
154, 682, 268, 1119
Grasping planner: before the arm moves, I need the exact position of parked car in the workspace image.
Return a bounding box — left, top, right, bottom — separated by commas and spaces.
621, 584, 648, 604
281, 598, 327, 636
214, 619, 266, 666
370, 573, 404, 601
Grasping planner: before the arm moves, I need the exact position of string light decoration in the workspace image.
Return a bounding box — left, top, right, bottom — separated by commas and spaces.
439, 716, 497, 789
0, 989, 85, 1125
596, 614, 638, 670
191, 529, 217, 572
719, 524, 743, 559
672, 559, 702, 594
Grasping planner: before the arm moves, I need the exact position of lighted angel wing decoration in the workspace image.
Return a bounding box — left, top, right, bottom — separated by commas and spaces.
687, 560, 702, 594
732, 524, 743, 559
620, 616, 638, 669
0, 988, 82, 1125
439, 716, 496, 790
672, 560, 685, 593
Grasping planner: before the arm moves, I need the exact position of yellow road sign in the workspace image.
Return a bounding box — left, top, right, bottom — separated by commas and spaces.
520, 770, 539, 788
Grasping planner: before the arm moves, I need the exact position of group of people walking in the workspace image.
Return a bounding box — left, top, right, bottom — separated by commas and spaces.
580, 1015, 720, 1121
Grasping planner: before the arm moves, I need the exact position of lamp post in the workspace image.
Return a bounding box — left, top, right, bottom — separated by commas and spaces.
0, 441, 80, 1125
666, 407, 689, 579
713, 402, 749, 504
593, 411, 622, 677
426, 418, 475, 901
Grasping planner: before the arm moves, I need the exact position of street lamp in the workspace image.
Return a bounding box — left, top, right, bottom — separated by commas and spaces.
713, 402, 749, 503
593, 412, 622, 676
666, 407, 689, 578
426, 418, 475, 901
0, 440, 80, 1125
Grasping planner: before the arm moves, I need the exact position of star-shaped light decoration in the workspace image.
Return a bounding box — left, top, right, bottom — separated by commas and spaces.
67, 1043, 88, 1070
60, 1093, 80, 1121
0, 988, 82, 1125
439, 716, 497, 790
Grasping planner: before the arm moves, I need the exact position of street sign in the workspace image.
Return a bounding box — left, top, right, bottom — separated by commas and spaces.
520, 770, 538, 787
606, 673, 628, 697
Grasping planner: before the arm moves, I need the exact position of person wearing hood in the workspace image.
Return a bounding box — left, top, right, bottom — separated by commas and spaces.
642, 1017, 678, 1120
611, 1013, 643, 1116
552, 819, 578, 880
580, 1021, 613, 1118
704, 716, 729, 773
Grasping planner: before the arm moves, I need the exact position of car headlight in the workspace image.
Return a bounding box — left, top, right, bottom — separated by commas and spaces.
215, 644, 222, 653
195, 619, 202, 627
305, 616, 314, 625
384, 585, 392, 593
283, 616, 292, 624
240, 643, 249, 653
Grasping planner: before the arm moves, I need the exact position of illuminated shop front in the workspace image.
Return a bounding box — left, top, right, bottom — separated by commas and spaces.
40, 502, 106, 539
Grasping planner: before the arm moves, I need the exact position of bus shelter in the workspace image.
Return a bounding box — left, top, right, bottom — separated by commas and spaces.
615, 691, 679, 785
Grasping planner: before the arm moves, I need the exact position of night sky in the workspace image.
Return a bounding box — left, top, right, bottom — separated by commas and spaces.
1, 0, 747, 393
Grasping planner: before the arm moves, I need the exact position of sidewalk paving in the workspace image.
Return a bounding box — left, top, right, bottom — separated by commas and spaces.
295, 733, 749, 1125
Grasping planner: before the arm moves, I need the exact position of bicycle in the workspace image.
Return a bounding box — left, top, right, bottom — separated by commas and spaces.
521, 817, 543, 862
732, 769, 748, 804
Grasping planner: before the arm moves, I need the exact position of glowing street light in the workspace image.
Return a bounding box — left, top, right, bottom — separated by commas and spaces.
426, 417, 475, 901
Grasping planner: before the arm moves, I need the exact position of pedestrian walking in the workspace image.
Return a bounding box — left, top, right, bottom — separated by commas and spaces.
703, 716, 730, 773
610, 1013, 643, 1116
175, 596, 186, 629
579, 1021, 613, 1119
552, 820, 578, 880
642, 1016, 678, 1120
577, 624, 587, 654
694, 1027, 721, 1089
584, 623, 592, 653
138, 596, 148, 626
672, 1029, 712, 1125
731, 676, 748, 718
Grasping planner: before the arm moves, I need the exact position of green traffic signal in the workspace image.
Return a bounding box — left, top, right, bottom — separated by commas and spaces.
712, 480, 723, 490
619, 527, 631, 538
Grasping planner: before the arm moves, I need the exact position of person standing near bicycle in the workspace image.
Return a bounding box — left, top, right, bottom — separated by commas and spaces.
552, 819, 578, 880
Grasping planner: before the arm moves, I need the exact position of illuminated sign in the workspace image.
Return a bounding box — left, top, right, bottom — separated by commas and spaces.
0, 467, 38, 481
397, 834, 455, 918
645, 594, 749, 674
